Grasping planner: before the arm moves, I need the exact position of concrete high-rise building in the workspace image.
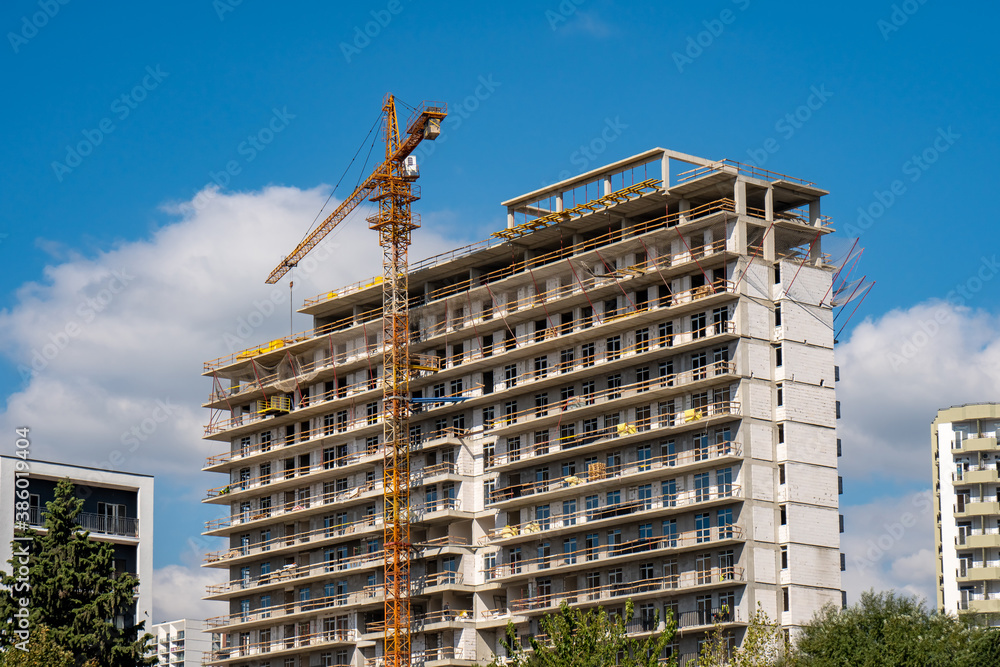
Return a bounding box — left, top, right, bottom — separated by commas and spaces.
200, 149, 843, 666
0, 456, 154, 626
150, 619, 219, 667
932, 403, 1000, 623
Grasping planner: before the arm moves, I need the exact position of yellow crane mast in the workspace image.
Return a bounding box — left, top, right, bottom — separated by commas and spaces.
266, 94, 447, 667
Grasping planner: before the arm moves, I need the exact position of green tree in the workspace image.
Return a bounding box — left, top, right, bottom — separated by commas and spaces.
792, 590, 1000, 667
0, 625, 77, 667
0, 479, 155, 667
696, 604, 791, 667
489, 599, 677, 667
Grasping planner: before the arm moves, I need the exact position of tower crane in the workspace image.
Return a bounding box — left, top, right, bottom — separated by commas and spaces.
266, 94, 447, 667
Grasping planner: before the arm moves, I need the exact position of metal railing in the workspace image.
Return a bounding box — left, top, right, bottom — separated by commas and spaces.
28, 508, 138, 538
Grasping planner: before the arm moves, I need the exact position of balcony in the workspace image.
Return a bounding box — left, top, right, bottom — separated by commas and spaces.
955, 501, 1000, 517
207, 628, 354, 665
964, 527, 1000, 549
958, 436, 998, 453
955, 466, 1000, 485
962, 592, 1000, 614
961, 566, 1000, 581
28, 507, 138, 538
508, 567, 745, 614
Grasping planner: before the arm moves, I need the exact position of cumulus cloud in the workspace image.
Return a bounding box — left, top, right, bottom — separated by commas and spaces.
836, 300, 1000, 607
0, 184, 466, 625
0, 185, 462, 479
836, 301, 1000, 484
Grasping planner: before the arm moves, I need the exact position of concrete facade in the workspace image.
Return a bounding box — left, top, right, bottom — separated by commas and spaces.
932, 403, 1000, 623
0, 456, 154, 628
200, 149, 843, 666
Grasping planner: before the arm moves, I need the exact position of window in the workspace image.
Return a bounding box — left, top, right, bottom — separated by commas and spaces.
694, 472, 710, 502
638, 484, 652, 510
607, 374, 622, 399
636, 366, 650, 393
696, 553, 712, 584
534, 356, 549, 380
775, 345, 783, 367
782, 587, 790, 612
608, 567, 624, 595
586, 571, 601, 599
717, 508, 733, 538
606, 335, 621, 361
450, 378, 463, 395
582, 380, 595, 405
781, 546, 788, 570
604, 298, 619, 319
777, 424, 785, 444
509, 547, 522, 574
536, 505, 551, 530
717, 468, 733, 496
366, 401, 378, 425
563, 499, 576, 526
840, 552, 846, 571
636, 327, 649, 352
585, 533, 599, 561
663, 519, 677, 548
695, 513, 711, 543
692, 312, 706, 339
581, 342, 595, 367
659, 359, 674, 387
694, 433, 709, 461
535, 467, 550, 491
534, 393, 549, 417
662, 479, 677, 507
504, 364, 518, 389
662, 440, 676, 466
775, 304, 782, 326
637, 444, 651, 471
560, 348, 574, 373
563, 537, 577, 565
780, 505, 787, 526
323, 448, 336, 469
586, 495, 599, 520
559, 423, 576, 447
691, 351, 707, 380
840, 514, 845, 533
503, 400, 517, 425
636, 405, 651, 432
482, 406, 495, 429
658, 320, 674, 346
776, 383, 783, 407
484, 552, 496, 581
582, 418, 598, 444
779, 464, 786, 485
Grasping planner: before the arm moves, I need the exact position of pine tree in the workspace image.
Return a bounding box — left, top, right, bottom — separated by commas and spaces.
0, 478, 155, 667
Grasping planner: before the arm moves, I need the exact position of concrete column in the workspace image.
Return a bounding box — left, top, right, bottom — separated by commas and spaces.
604, 175, 612, 196
679, 199, 691, 224
572, 234, 584, 254
765, 187, 774, 222
809, 199, 822, 227
661, 152, 670, 188
506, 208, 515, 229
735, 179, 747, 215
556, 193, 563, 213
469, 267, 482, 287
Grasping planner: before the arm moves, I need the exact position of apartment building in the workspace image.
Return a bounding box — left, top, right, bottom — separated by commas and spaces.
933, 403, 1000, 624
0, 456, 154, 626
151, 618, 219, 666
200, 148, 843, 666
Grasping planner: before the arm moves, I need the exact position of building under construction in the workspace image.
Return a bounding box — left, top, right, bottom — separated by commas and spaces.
200, 148, 844, 666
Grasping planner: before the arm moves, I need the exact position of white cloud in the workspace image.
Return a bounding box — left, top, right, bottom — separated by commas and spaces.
0, 185, 463, 578
835, 300, 1000, 607
836, 301, 1000, 484
840, 490, 936, 606
152, 563, 226, 625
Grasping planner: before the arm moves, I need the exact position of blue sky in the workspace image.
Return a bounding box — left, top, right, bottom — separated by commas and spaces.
2, 0, 998, 618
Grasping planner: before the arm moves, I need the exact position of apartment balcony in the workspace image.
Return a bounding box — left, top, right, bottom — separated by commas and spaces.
207, 628, 354, 666
27, 507, 139, 539
954, 466, 1000, 485
361, 608, 475, 638
955, 501, 1000, 517
486, 525, 744, 583
964, 527, 1000, 549
488, 487, 742, 547
364, 645, 477, 667
488, 440, 741, 508
958, 436, 998, 453
960, 565, 1000, 581
507, 567, 746, 614
962, 592, 1000, 614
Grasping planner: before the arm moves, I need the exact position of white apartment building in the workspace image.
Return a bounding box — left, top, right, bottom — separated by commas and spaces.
0, 456, 154, 627
151, 618, 219, 667
933, 403, 1000, 624
200, 149, 843, 666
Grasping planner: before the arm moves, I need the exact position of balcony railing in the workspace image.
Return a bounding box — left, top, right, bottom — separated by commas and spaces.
508, 568, 745, 613
28, 508, 138, 538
